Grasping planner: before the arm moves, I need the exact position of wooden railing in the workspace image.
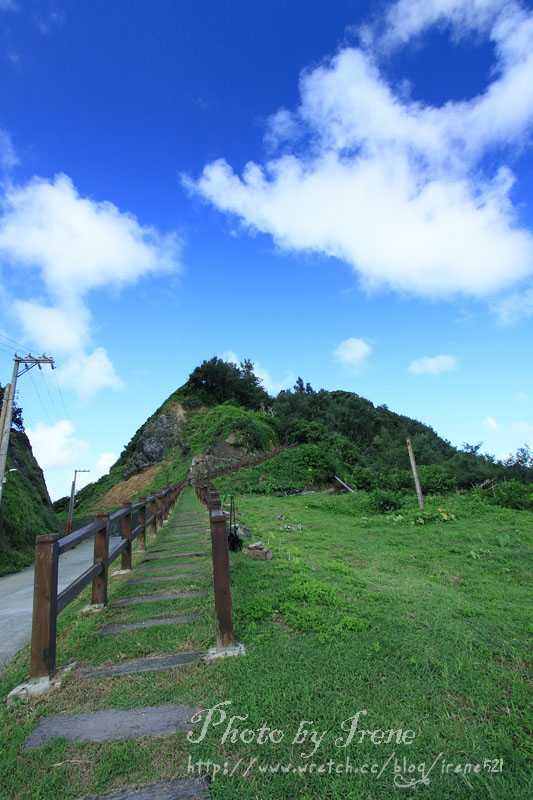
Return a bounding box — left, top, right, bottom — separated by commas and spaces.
30, 483, 185, 680
195, 482, 235, 652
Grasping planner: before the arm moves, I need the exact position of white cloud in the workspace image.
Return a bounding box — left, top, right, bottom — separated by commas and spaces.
0, 128, 17, 172
0, 174, 181, 399
187, 0, 533, 301
334, 337, 372, 373
408, 354, 458, 374
484, 415, 500, 431
55, 348, 124, 400
0, 174, 180, 298
492, 288, 533, 324
516, 391, 528, 401
26, 420, 89, 470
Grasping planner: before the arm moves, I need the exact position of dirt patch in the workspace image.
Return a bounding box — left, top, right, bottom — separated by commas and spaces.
93, 464, 164, 509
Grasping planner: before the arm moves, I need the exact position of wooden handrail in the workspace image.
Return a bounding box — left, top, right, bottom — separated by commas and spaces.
29, 481, 185, 679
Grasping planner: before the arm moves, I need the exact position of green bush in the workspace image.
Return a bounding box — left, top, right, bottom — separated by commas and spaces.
368, 488, 403, 513
489, 480, 533, 510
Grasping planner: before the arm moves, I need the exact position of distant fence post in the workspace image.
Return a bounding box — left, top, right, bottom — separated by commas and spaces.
138, 496, 147, 550
30, 533, 59, 679
91, 511, 110, 606
121, 501, 132, 571
156, 491, 164, 529
149, 495, 157, 537
210, 509, 235, 650
162, 486, 170, 522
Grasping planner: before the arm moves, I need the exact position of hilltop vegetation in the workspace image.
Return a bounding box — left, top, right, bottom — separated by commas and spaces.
58, 356, 533, 520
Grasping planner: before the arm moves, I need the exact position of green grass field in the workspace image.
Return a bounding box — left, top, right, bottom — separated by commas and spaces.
0, 487, 531, 799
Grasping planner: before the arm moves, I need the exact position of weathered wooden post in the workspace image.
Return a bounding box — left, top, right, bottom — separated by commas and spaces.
156, 491, 164, 530
30, 533, 59, 679
210, 509, 235, 650
137, 496, 146, 550
162, 486, 170, 522
407, 438, 425, 510
149, 494, 157, 537
121, 501, 132, 571
91, 511, 110, 606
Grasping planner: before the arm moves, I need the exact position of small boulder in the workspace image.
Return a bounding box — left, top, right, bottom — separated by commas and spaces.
244, 547, 273, 561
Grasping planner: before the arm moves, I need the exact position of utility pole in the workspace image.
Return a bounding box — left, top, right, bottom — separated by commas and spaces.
0, 354, 55, 508
65, 468, 90, 535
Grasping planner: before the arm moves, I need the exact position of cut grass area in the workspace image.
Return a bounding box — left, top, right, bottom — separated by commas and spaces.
0, 488, 531, 799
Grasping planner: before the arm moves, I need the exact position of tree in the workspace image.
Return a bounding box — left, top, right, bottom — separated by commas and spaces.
0, 383, 24, 432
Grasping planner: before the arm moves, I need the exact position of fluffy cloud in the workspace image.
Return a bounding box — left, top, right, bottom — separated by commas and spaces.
0, 174, 181, 398
187, 0, 533, 301
484, 415, 500, 431
408, 354, 458, 374
333, 337, 372, 373
26, 420, 89, 470
55, 348, 124, 400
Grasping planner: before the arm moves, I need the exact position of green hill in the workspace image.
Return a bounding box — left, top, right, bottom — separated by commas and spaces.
58, 357, 533, 522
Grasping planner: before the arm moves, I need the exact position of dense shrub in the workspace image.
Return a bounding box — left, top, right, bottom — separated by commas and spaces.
489, 480, 533, 510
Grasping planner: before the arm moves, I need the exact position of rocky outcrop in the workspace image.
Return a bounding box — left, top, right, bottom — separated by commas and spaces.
123, 403, 188, 480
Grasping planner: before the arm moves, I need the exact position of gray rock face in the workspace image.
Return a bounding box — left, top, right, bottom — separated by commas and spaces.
123, 405, 187, 479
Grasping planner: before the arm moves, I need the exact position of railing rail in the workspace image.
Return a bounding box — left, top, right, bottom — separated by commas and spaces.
30, 481, 185, 680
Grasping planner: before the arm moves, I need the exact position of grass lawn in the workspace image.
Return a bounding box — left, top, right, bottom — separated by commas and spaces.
0, 487, 531, 799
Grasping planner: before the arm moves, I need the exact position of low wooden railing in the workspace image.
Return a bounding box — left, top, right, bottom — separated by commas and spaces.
30, 482, 185, 680
195, 482, 235, 652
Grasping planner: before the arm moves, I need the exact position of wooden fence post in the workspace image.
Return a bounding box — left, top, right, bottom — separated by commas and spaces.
149, 495, 157, 537
92, 511, 110, 606
162, 487, 170, 522
210, 510, 235, 650
138, 496, 146, 550
121, 501, 132, 571
30, 534, 59, 679
156, 491, 164, 529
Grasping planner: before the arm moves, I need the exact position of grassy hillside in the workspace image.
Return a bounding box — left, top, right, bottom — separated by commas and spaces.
0, 488, 530, 798
0, 430, 60, 575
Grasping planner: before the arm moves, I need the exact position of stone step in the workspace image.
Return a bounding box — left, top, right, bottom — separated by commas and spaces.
141, 562, 198, 571
24, 704, 198, 751
97, 615, 198, 635
126, 574, 197, 585
110, 592, 203, 608
86, 777, 209, 799
84, 652, 202, 679
141, 552, 205, 563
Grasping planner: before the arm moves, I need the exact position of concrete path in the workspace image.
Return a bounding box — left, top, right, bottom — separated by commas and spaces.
0, 533, 123, 671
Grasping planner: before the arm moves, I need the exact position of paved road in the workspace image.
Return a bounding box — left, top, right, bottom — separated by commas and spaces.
0, 535, 122, 671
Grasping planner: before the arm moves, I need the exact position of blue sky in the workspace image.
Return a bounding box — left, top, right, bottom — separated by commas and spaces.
1, 0, 533, 500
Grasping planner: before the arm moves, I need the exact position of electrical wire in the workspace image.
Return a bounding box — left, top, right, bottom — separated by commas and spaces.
52, 367, 70, 421
28, 369, 53, 426
0, 332, 31, 352
40, 368, 61, 422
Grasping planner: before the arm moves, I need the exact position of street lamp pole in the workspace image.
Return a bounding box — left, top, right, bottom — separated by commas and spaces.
65, 469, 90, 535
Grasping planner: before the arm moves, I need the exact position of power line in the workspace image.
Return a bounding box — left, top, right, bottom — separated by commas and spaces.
40, 368, 61, 422
0, 332, 31, 351
28, 369, 53, 425
52, 368, 70, 422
